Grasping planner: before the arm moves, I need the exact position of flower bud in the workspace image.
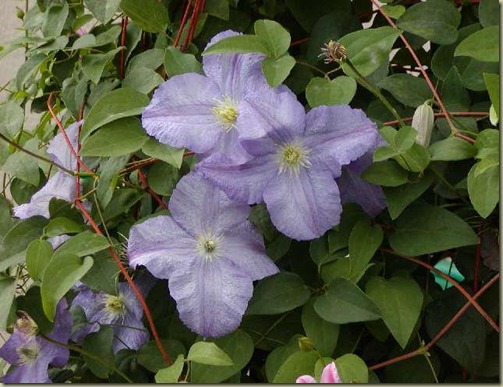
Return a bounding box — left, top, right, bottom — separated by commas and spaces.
16, 7, 25, 20
298, 336, 315, 351
411, 102, 434, 147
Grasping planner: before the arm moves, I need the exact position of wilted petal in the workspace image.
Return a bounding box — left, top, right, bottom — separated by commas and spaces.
220, 222, 279, 281
128, 215, 196, 278
169, 173, 250, 235
203, 30, 266, 99
295, 375, 317, 383
168, 256, 253, 338
142, 73, 223, 153
198, 153, 277, 204
263, 168, 341, 241
320, 362, 342, 383
338, 153, 386, 217
13, 171, 76, 219
304, 105, 379, 173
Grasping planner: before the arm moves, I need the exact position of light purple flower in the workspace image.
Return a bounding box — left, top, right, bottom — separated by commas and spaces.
0, 299, 71, 383
13, 121, 80, 219
141, 30, 287, 163
337, 151, 386, 218
296, 362, 342, 383
127, 172, 278, 338
70, 279, 151, 353
198, 98, 379, 241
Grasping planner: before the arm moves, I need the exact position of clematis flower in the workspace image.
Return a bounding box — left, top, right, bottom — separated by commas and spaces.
337, 151, 386, 218
296, 362, 342, 383
127, 172, 278, 338
141, 30, 289, 163
70, 279, 151, 353
13, 121, 80, 219
0, 299, 71, 383
198, 95, 380, 241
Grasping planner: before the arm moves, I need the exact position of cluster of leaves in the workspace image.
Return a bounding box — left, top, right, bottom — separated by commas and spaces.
0, 0, 499, 383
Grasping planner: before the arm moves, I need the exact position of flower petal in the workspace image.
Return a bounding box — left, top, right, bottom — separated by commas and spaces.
128, 215, 196, 278
169, 172, 250, 235
112, 314, 149, 353
48, 120, 81, 170
2, 358, 51, 383
168, 257, 253, 338
263, 168, 341, 241
13, 171, 76, 219
203, 30, 266, 99
197, 153, 277, 204
304, 105, 379, 173
220, 222, 279, 281
338, 153, 386, 217
295, 375, 317, 383
320, 362, 342, 383
142, 73, 223, 153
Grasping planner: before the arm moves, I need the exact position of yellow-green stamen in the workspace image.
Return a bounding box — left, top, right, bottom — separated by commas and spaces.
105, 295, 125, 314
212, 96, 238, 131
196, 233, 223, 261
278, 143, 311, 175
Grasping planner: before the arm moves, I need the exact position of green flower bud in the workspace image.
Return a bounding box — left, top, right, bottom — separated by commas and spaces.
411, 102, 434, 147
16, 7, 25, 20
298, 336, 315, 351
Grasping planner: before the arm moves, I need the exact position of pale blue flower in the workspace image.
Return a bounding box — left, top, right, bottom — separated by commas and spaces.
127, 172, 278, 338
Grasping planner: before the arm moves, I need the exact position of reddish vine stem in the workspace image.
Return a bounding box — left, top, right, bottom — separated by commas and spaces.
290, 37, 309, 46
74, 200, 173, 366
138, 169, 168, 210
473, 225, 483, 292
120, 17, 129, 80
174, 0, 193, 48
381, 248, 499, 332
369, 273, 499, 371
370, 0, 476, 144
181, 0, 204, 51
383, 111, 489, 127
47, 93, 95, 175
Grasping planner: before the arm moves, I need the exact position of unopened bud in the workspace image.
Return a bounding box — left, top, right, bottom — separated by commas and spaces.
16, 7, 25, 20
411, 102, 434, 147
298, 336, 315, 351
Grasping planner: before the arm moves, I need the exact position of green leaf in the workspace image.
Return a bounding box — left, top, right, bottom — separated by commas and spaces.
55, 231, 110, 257
142, 138, 184, 169
191, 330, 254, 383
42, 2, 69, 38
454, 26, 499, 62
348, 221, 383, 278
381, 4, 405, 19
396, 0, 460, 44
441, 67, 470, 111
362, 160, 408, 187
301, 299, 340, 357
137, 339, 185, 372
155, 355, 185, 383
396, 144, 430, 173
16, 53, 47, 90
82, 325, 115, 378
72, 34, 97, 50
378, 74, 432, 108
205, 0, 229, 20
305, 76, 357, 107
96, 155, 130, 207
335, 354, 369, 383
45, 217, 85, 238
0, 277, 16, 330
102, 188, 143, 221
187, 341, 233, 366
389, 202, 478, 256
81, 117, 148, 157
82, 48, 123, 84
120, 0, 169, 33
2, 151, 40, 186
383, 172, 434, 220
429, 137, 477, 161
467, 164, 499, 218
339, 27, 401, 77
128, 48, 164, 72
41, 253, 93, 321
314, 278, 381, 324
0, 101, 24, 136
203, 35, 269, 56
164, 46, 202, 77
2, 216, 47, 257
26, 239, 53, 281
246, 272, 310, 315
122, 67, 164, 94
84, 0, 121, 24
366, 276, 423, 348
261, 54, 296, 87
80, 253, 119, 295
147, 162, 179, 196
479, 0, 499, 27
395, 126, 418, 152
272, 350, 319, 383
95, 25, 122, 46
483, 73, 499, 110
254, 19, 291, 58
82, 88, 149, 139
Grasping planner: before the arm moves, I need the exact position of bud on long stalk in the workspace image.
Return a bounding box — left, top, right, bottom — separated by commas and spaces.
411, 102, 434, 147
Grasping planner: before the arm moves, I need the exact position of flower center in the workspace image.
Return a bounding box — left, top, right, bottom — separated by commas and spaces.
17, 342, 40, 365
105, 295, 125, 314
278, 143, 311, 175
196, 233, 223, 261
212, 96, 238, 132
15, 313, 38, 336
